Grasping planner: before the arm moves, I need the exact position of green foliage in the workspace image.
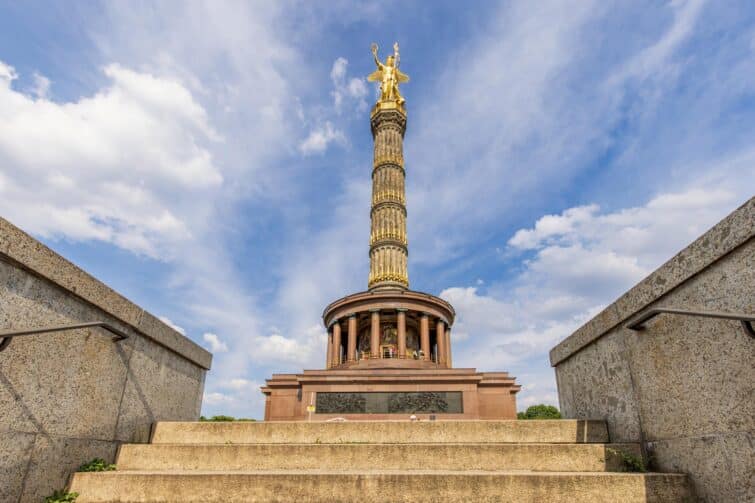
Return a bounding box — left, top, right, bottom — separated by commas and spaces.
77, 458, 116, 472
44, 490, 78, 502
517, 404, 562, 419
608, 448, 646, 472
199, 415, 256, 422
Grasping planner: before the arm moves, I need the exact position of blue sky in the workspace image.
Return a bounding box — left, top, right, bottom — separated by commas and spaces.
1, 0, 753, 418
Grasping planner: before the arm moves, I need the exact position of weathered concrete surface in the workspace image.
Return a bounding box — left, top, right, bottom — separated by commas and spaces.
117, 442, 641, 472
551, 196, 754, 502
151, 419, 610, 444
70, 471, 694, 503
0, 217, 211, 503
71, 419, 694, 501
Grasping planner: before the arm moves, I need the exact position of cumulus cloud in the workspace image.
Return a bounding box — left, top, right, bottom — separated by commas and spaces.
0, 61, 222, 258
442, 187, 740, 409
203, 332, 229, 353
298, 121, 347, 155
249, 324, 326, 366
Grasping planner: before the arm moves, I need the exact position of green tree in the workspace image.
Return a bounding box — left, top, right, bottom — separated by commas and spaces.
199, 415, 256, 422
517, 404, 561, 419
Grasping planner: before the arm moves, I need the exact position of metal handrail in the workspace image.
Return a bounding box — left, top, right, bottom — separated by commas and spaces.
0, 322, 129, 352
625, 308, 755, 338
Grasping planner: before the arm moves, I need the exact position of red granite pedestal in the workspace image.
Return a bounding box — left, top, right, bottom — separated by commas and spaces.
262, 367, 520, 421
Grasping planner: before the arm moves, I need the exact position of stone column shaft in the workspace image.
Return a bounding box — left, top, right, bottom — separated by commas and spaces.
332, 322, 342, 366
420, 314, 430, 361
326, 331, 333, 368
397, 309, 407, 358
370, 310, 381, 358
436, 319, 446, 366
446, 328, 452, 367
347, 314, 357, 362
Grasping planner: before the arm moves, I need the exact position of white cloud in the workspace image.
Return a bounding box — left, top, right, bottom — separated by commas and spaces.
442, 187, 741, 410
203, 332, 228, 353
158, 316, 186, 336
298, 121, 347, 155
203, 392, 235, 405
250, 324, 326, 366
611, 0, 706, 84
0, 61, 17, 82
330, 57, 368, 111
31, 73, 50, 99
0, 62, 222, 258
508, 205, 599, 250
203, 378, 265, 417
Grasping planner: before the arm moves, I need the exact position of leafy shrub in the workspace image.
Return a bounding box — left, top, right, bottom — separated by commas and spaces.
199, 415, 256, 422
517, 404, 562, 419
44, 490, 78, 502
77, 458, 116, 472
607, 448, 646, 472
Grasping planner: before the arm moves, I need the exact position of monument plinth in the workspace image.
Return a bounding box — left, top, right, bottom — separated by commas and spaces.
262, 43, 520, 420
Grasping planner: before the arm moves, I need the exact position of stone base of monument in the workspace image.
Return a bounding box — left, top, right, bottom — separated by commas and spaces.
262, 368, 520, 421
69, 420, 694, 502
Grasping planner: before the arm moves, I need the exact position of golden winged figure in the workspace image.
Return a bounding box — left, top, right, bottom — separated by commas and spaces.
368, 42, 409, 107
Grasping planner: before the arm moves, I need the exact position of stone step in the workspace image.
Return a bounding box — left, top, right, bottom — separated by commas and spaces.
151, 420, 609, 444
69, 470, 693, 503
116, 442, 640, 472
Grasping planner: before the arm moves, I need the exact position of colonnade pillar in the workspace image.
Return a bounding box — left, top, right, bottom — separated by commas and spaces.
420, 313, 430, 361
326, 329, 333, 368
347, 314, 357, 362
370, 309, 380, 358
332, 321, 342, 366
436, 319, 447, 366
397, 309, 407, 358
446, 328, 452, 367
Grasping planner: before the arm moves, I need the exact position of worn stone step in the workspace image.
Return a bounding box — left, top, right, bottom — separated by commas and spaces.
150, 420, 609, 444
69, 470, 694, 503
116, 442, 640, 472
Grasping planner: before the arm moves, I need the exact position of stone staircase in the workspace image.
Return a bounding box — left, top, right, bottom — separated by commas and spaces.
69, 420, 694, 502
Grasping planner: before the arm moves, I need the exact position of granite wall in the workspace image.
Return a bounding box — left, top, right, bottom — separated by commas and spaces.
0, 217, 212, 503
550, 197, 754, 502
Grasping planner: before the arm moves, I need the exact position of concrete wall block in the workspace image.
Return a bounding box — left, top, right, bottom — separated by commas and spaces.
0, 217, 211, 503
0, 431, 35, 503
0, 261, 133, 439
552, 198, 754, 502
19, 436, 118, 503
554, 330, 641, 443
648, 432, 754, 503
115, 335, 205, 442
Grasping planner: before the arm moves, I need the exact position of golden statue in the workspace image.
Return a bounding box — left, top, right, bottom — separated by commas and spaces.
368, 42, 409, 108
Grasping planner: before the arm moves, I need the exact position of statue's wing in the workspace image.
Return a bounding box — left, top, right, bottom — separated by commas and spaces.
397, 70, 410, 83
367, 70, 383, 82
